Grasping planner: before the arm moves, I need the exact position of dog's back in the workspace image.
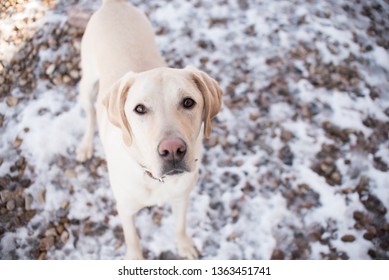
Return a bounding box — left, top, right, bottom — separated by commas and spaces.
81, 0, 165, 95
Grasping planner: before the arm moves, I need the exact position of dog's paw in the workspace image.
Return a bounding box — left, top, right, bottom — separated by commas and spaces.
125, 249, 144, 260
76, 143, 93, 162
177, 236, 199, 260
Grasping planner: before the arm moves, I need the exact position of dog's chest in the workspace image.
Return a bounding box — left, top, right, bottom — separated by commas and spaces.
137, 175, 194, 207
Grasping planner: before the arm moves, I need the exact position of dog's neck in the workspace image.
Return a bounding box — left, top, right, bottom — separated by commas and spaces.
139, 164, 166, 183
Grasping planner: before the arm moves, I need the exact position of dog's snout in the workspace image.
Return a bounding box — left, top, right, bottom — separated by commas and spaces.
158, 138, 187, 162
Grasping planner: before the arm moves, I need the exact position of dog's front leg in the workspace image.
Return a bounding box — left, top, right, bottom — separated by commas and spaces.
171, 198, 199, 259
117, 204, 144, 260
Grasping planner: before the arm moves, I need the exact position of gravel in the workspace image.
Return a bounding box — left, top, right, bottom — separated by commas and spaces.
0, 0, 388, 260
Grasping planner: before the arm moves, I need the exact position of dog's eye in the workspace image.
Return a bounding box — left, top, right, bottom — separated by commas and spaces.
182, 98, 196, 109
134, 104, 147, 115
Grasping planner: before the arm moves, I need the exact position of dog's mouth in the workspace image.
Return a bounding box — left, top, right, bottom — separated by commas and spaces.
140, 165, 188, 183
164, 169, 186, 176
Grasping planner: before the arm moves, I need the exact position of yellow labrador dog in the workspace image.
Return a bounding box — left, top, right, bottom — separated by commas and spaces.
76, 0, 222, 259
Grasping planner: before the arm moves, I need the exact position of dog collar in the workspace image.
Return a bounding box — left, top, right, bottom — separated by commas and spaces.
140, 165, 165, 183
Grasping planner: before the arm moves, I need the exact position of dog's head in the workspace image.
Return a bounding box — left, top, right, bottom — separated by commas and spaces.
102, 66, 222, 179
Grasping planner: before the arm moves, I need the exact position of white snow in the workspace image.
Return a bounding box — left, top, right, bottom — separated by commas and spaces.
1, 0, 388, 260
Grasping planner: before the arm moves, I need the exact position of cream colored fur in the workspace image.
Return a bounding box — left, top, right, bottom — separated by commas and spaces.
76, 0, 222, 259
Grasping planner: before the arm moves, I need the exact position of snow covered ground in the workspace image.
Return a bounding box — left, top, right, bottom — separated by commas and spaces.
0, 0, 388, 260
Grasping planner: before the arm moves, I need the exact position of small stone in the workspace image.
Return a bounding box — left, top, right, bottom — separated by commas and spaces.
363, 226, 377, 241
13, 136, 23, 149
24, 210, 36, 222
60, 200, 70, 210
353, 211, 364, 221
62, 75, 71, 84
24, 194, 33, 210
44, 228, 58, 237
0, 190, 12, 203
226, 232, 240, 241
6, 96, 19, 107
259, 142, 274, 155
279, 145, 294, 166
341, 234, 356, 242
39, 236, 55, 251
60, 231, 69, 244
330, 171, 342, 185
64, 169, 77, 179
38, 190, 46, 203
38, 252, 47, 260
69, 70, 79, 79
20, 179, 31, 188
281, 129, 294, 142
152, 209, 163, 225
45, 64, 55, 75
249, 112, 260, 121
6, 199, 16, 211
56, 224, 65, 235
15, 195, 24, 208
56, 208, 68, 218
271, 249, 285, 260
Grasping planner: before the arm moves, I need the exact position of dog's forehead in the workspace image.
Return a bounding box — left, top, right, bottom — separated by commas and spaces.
131, 68, 196, 95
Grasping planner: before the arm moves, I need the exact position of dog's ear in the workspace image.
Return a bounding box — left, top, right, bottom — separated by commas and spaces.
102, 72, 135, 146
186, 66, 223, 138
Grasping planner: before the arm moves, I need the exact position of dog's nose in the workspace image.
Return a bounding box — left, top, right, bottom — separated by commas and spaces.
158, 138, 187, 162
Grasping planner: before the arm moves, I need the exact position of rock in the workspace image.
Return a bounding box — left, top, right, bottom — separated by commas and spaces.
363, 226, 377, 241
60, 200, 70, 210
281, 129, 294, 142
6, 96, 19, 107
56, 208, 68, 219
271, 249, 285, 260
249, 112, 260, 121
226, 231, 240, 241
152, 209, 163, 225
67, 8, 92, 29
279, 145, 294, 166
259, 142, 274, 155
6, 199, 16, 211
56, 224, 65, 235
44, 228, 58, 237
13, 136, 23, 149
38, 190, 46, 203
45, 64, 55, 75
0, 190, 12, 203
24, 194, 33, 210
69, 70, 79, 80
60, 231, 69, 244
353, 211, 364, 221
39, 236, 55, 251
341, 234, 356, 242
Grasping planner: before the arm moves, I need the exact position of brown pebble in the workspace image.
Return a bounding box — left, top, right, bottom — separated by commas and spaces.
271, 249, 285, 260
6, 199, 16, 211
64, 169, 77, 179
39, 236, 55, 251
341, 234, 356, 242
56, 224, 65, 235
0, 190, 12, 203
6, 96, 19, 107
44, 228, 58, 237
281, 129, 294, 142
353, 211, 364, 221
60, 231, 69, 244
226, 232, 240, 241
13, 136, 23, 149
